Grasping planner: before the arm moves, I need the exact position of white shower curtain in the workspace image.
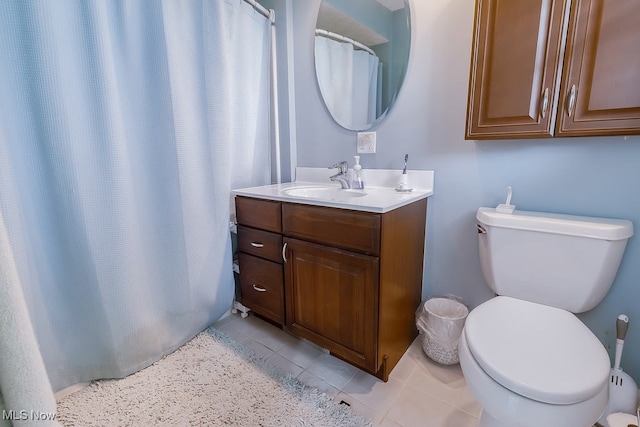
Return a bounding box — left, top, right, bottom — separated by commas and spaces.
315, 35, 379, 130
0, 0, 271, 392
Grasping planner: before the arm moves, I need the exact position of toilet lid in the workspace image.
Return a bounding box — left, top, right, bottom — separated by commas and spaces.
464, 296, 610, 405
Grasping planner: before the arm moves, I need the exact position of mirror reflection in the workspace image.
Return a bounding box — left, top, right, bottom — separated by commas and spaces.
314, 0, 411, 131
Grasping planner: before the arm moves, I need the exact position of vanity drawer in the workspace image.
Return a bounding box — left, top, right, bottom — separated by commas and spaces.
238, 225, 283, 264
238, 252, 284, 324
282, 203, 381, 255
236, 196, 282, 233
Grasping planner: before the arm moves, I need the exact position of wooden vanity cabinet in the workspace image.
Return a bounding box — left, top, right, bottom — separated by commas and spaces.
235, 195, 427, 382
283, 200, 427, 382
466, 0, 640, 139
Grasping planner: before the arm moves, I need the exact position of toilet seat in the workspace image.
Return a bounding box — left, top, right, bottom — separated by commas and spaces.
464, 296, 610, 405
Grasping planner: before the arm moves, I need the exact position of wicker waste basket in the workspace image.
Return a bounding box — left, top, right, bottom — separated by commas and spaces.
416, 297, 468, 365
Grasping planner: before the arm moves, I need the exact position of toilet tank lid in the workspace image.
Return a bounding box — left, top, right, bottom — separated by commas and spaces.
477, 207, 633, 240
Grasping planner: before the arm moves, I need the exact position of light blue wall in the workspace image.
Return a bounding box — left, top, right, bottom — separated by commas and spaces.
289, 0, 640, 381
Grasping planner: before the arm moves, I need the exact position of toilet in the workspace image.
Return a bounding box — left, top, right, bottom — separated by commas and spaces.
459, 207, 634, 427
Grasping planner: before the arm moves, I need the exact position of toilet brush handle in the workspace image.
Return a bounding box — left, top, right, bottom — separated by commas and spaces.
614, 339, 624, 371
613, 315, 629, 371
616, 314, 629, 340
613, 314, 629, 371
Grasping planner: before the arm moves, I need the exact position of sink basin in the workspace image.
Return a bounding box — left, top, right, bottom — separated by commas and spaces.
281, 186, 367, 200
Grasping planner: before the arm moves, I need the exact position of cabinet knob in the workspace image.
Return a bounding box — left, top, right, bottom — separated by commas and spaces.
567, 84, 576, 117
541, 88, 549, 119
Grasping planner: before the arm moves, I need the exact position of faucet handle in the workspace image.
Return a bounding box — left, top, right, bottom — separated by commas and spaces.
329, 161, 348, 174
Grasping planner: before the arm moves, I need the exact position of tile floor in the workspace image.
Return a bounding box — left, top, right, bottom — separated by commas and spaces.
213, 311, 482, 427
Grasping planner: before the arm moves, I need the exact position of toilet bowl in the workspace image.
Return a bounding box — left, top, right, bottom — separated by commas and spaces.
459, 296, 610, 427
461, 207, 633, 427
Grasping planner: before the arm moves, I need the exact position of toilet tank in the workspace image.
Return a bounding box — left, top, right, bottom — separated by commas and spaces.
476, 207, 633, 313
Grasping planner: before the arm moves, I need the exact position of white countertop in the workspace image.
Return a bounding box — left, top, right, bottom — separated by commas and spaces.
232, 167, 434, 213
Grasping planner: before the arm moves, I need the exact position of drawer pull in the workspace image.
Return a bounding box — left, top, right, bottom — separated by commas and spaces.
250, 242, 264, 248
252, 285, 267, 292
282, 242, 288, 262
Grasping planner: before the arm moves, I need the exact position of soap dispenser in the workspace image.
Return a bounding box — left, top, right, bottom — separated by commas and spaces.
352, 155, 364, 189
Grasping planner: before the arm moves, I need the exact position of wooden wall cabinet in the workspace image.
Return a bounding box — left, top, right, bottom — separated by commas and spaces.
235, 196, 427, 382
466, 0, 640, 140
557, 0, 640, 136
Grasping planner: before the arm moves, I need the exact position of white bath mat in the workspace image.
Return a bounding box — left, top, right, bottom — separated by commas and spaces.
56, 327, 372, 426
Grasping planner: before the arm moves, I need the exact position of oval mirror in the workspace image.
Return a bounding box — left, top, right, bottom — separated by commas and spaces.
314, 0, 411, 131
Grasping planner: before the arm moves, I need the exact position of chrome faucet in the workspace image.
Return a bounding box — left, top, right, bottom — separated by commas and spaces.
328, 161, 350, 189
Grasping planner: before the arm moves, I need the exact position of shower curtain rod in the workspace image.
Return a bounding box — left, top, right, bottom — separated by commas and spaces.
315, 29, 376, 56
244, 0, 274, 23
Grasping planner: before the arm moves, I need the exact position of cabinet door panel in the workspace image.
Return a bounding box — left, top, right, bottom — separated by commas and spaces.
557, 0, 640, 135
284, 238, 379, 371
466, 0, 569, 139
